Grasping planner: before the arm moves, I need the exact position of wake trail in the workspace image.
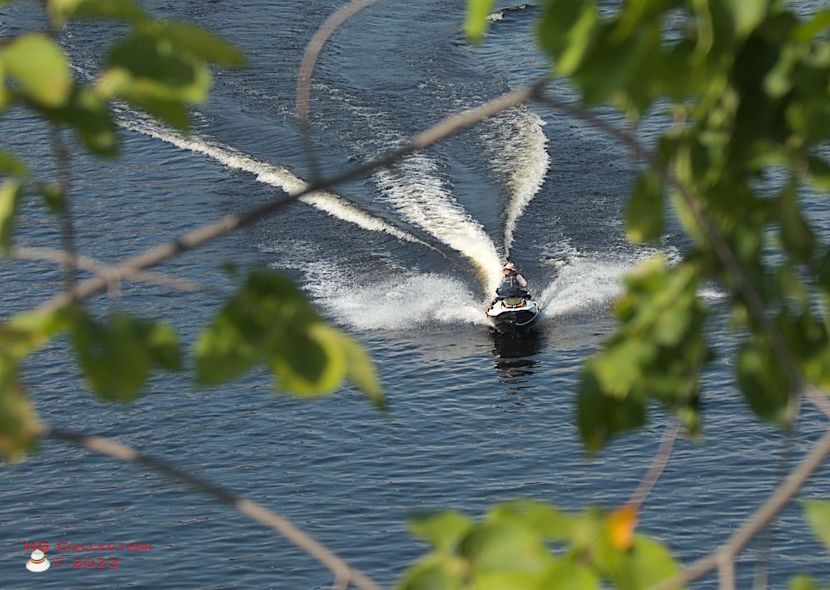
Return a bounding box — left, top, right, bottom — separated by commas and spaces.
119, 119, 435, 250
481, 107, 550, 257
373, 153, 503, 294
269, 244, 489, 329
537, 247, 686, 318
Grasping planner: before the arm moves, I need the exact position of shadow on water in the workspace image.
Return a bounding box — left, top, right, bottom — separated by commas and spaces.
490, 327, 545, 390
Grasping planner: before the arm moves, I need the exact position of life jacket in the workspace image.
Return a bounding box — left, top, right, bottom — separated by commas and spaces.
496, 275, 527, 298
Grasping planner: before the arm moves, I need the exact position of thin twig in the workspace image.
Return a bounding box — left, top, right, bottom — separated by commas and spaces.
806, 387, 830, 421
42, 0, 79, 300
296, 0, 382, 180
649, 427, 830, 590
628, 421, 679, 509
50, 127, 79, 299
718, 557, 735, 590
38, 423, 383, 590
12, 246, 206, 294
31, 81, 544, 317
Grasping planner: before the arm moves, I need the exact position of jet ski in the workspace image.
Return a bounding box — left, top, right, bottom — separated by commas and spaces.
486, 279, 540, 333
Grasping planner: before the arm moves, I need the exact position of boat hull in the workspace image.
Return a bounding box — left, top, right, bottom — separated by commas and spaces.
487, 300, 540, 333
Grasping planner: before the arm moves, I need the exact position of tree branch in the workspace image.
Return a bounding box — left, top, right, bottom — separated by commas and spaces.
649, 427, 830, 590
12, 246, 207, 294
50, 127, 79, 299
38, 423, 383, 590
296, 0, 382, 180
31, 81, 543, 317
628, 421, 679, 509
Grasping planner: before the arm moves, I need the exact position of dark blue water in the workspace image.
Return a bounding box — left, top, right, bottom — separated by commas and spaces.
2, 1, 830, 588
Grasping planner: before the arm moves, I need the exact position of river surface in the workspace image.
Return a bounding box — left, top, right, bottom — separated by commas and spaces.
2, 1, 830, 588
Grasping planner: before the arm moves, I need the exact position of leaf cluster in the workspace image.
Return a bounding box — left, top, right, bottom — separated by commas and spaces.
400, 501, 679, 590
0, 1, 383, 462
521, 0, 830, 446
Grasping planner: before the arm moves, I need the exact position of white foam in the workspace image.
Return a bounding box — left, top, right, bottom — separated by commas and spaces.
481, 107, 550, 256
538, 247, 711, 317
373, 153, 503, 293
539, 256, 639, 317
699, 285, 727, 300
281, 252, 489, 329
322, 273, 490, 330
120, 120, 431, 248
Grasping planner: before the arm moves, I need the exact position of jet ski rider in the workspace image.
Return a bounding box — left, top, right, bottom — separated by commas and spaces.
500, 261, 529, 293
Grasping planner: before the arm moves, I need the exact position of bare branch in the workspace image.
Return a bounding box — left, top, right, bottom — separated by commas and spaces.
806, 387, 830, 421
649, 427, 830, 590
12, 246, 206, 293
628, 421, 679, 509
718, 557, 735, 590
297, 0, 382, 180
39, 423, 383, 590
50, 128, 79, 299
31, 81, 543, 317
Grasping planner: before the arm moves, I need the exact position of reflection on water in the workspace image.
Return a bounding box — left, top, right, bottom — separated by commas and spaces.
490, 328, 545, 388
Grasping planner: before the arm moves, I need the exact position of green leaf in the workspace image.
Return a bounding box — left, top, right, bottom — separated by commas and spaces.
71, 311, 181, 402
1, 33, 72, 107
611, 535, 680, 590
592, 338, 655, 398
332, 328, 384, 408
807, 156, 830, 193
194, 311, 261, 386
0, 152, 27, 176
804, 500, 830, 554
99, 28, 214, 129
737, 338, 793, 426
105, 30, 211, 101
35, 86, 118, 155
722, 0, 767, 39
459, 523, 549, 574
778, 187, 815, 263
409, 511, 474, 552
487, 500, 574, 541
577, 22, 662, 111
577, 366, 646, 453
465, 0, 495, 44
473, 571, 542, 590
40, 183, 64, 213
195, 270, 382, 403
48, 0, 147, 26
151, 21, 246, 67
0, 361, 38, 462
790, 575, 821, 590
538, 561, 600, 590
537, 0, 599, 76
626, 171, 664, 243
268, 322, 347, 397
819, 249, 830, 296
142, 320, 182, 370
0, 60, 8, 111
2, 309, 71, 359
794, 9, 830, 43
398, 555, 465, 590
0, 179, 23, 255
